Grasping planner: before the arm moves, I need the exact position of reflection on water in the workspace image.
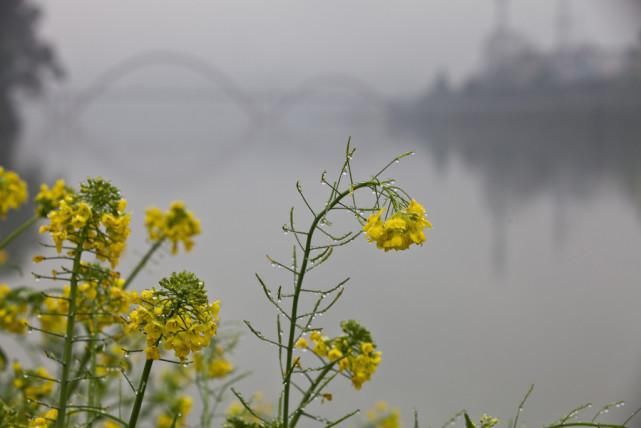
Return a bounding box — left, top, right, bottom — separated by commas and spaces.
392, 80, 641, 272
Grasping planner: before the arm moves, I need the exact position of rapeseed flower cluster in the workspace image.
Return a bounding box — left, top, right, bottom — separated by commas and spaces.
298, 320, 382, 390
96, 344, 131, 377
40, 265, 136, 334
156, 395, 193, 428
12, 362, 55, 402
145, 201, 201, 254
39, 178, 131, 268
194, 343, 234, 379
28, 409, 58, 428
35, 179, 72, 218
366, 402, 401, 428
0, 284, 29, 334
363, 199, 432, 251
0, 167, 28, 218
126, 271, 219, 361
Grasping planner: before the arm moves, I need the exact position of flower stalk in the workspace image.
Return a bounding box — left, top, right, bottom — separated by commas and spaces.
0, 215, 37, 250
127, 358, 155, 428
282, 181, 374, 428
55, 231, 86, 428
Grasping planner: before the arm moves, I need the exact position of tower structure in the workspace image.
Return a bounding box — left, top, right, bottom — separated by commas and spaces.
556, 0, 573, 52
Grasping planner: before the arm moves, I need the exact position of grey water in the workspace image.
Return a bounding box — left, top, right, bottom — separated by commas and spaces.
7, 84, 641, 426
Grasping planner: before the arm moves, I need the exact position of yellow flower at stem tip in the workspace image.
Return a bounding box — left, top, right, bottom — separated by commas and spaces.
363, 199, 432, 252
35, 179, 72, 218
38, 178, 131, 268
0, 166, 28, 218
126, 272, 219, 362
145, 201, 201, 254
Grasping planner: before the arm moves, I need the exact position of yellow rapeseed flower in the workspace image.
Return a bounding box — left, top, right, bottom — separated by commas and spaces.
363, 199, 432, 251
0, 166, 28, 218
39, 178, 131, 268
308, 321, 381, 390
145, 201, 201, 254
126, 272, 219, 362
0, 283, 29, 334
366, 402, 402, 428
29, 409, 58, 428
35, 179, 71, 218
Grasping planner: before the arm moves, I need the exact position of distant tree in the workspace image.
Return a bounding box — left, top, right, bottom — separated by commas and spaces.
0, 0, 62, 165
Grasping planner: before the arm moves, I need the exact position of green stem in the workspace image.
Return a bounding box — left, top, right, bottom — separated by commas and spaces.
65, 347, 91, 402
87, 310, 98, 426
196, 373, 211, 428
123, 239, 164, 290
281, 181, 374, 428
55, 233, 86, 428
128, 358, 154, 428
289, 363, 334, 428
0, 215, 37, 250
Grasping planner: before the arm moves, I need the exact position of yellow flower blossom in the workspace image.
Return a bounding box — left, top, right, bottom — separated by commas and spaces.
363, 199, 432, 251
126, 272, 219, 362
29, 409, 58, 428
0, 283, 29, 334
308, 320, 382, 390
40, 265, 136, 334
145, 201, 201, 254
35, 179, 72, 218
366, 402, 401, 428
39, 178, 131, 268
157, 395, 192, 428
0, 166, 28, 218
13, 363, 55, 402
295, 337, 308, 349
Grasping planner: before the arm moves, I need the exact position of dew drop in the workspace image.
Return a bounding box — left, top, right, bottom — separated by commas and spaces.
124, 352, 130, 359
342, 171, 347, 177
394, 159, 400, 164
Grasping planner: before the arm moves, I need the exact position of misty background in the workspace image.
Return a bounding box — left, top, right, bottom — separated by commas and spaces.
2, 1, 641, 426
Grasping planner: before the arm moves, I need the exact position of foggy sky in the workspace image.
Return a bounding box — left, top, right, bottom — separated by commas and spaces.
34, 0, 640, 95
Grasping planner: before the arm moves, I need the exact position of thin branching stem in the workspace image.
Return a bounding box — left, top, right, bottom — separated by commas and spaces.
281, 180, 376, 428
0, 215, 38, 250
